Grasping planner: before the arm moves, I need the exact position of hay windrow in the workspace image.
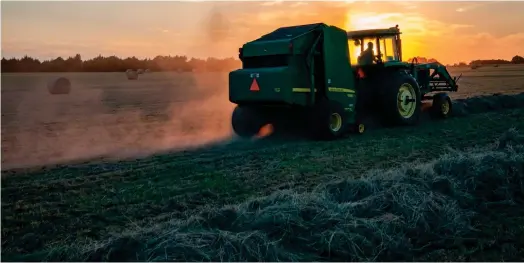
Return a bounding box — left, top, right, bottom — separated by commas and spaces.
44, 129, 524, 262
451, 92, 524, 117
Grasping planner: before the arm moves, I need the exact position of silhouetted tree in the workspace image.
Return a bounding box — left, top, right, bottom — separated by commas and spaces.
1, 54, 241, 73
511, 55, 524, 64
469, 59, 512, 66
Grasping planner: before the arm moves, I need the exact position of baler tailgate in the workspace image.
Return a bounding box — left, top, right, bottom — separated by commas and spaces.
229, 67, 295, 103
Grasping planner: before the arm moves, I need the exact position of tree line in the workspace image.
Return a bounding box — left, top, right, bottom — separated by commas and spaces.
469, 55, 524, 66
1, 54, 242, 73
406, 55, 524, 67
2, 54, 523, 73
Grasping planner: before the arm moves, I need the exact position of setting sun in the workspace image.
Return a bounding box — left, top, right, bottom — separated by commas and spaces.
345, 12, 423, 62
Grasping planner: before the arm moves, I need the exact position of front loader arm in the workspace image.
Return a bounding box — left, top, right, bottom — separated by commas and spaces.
415, 62, 459, 92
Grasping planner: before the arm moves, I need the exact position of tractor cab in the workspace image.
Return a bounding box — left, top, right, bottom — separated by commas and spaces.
347, 25, 402, 66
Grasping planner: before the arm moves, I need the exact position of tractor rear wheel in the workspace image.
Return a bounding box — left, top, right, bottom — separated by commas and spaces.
310, 100, 348, 140
231, 105, 265, 138
381, 72, 422, 126
430, 93, 452, 119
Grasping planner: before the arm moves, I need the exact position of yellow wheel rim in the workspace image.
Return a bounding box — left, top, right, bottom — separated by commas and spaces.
358, 123, 365, 134
441, 100, 450, 115
397, 83, 417, 118
330, 113, 342, 132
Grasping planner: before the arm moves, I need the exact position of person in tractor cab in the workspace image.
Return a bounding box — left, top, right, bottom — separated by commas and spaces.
358, 42, 377, 65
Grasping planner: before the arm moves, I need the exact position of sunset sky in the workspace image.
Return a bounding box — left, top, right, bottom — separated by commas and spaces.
2, 1, 523, 64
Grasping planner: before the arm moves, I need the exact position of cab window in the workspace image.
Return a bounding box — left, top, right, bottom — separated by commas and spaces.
380, 37, 398, 62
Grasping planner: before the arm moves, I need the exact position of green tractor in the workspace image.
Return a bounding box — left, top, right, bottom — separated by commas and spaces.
229, 23, 460, 140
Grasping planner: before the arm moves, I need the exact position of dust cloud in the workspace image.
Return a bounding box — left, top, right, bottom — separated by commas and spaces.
206, 7, 230, 43
1, 72, 237, 170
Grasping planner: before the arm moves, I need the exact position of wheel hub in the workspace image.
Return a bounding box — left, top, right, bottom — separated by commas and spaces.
329, 113, 342, 132
397, 83, 417, 118
441, 100, 450, 114
358, 123, 365, 134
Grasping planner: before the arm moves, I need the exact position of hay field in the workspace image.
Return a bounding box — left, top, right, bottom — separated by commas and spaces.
1, 72, 235, 170
448, 64, 524, 98
2, 64, 524, 261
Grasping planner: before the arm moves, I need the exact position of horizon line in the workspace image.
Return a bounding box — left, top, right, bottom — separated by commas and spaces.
1, 54, 240, 61
2, 53, 522, 66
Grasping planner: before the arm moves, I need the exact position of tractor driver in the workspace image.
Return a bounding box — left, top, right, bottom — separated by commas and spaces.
358, 42, 377, 65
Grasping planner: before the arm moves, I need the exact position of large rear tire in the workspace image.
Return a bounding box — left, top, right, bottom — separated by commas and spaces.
381, 72, 422, 126
231, 105, 265, 138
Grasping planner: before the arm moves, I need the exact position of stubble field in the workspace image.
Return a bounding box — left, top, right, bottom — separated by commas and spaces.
2, 64, 524, 261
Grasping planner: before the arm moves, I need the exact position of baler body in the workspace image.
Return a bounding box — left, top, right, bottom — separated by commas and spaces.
229, 23, 357, 117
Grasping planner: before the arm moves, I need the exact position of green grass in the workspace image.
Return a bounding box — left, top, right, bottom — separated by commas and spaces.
2, 108, 524, 261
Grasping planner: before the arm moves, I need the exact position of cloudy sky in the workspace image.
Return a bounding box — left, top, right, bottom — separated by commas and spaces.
2, 1, 523, 64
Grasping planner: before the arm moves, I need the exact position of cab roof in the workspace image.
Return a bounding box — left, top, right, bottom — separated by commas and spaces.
347, 26, 401, 39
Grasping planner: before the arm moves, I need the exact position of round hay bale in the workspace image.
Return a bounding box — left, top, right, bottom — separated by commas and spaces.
137, 69, 145, 74
126, 69, 139, 80
47, 77, 71, 95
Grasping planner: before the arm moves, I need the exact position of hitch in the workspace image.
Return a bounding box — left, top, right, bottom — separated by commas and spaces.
454, 73, 463, 83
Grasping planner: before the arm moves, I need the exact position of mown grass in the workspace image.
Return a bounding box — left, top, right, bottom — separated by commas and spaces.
3, 115, 524, 262
2, 101, 524, 261
68, 129, 524, 261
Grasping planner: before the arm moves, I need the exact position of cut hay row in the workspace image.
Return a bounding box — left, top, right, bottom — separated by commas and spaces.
97, 91, 524, 118
451, 92, 524, 117
32, 128, 524, 262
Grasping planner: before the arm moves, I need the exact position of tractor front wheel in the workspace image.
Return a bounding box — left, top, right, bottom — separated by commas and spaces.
231, 105, 265, 138
351, 122, 366, 135
430, 93, 452, 119
381, 72, 422, 126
